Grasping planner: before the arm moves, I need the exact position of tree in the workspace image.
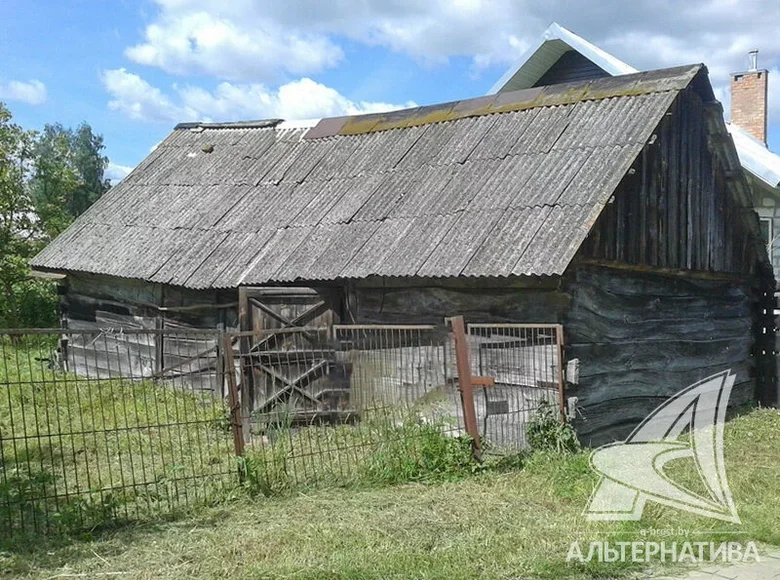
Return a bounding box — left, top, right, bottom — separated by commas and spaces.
0, 102, 55, 328
0, 107, 111, 329
70, 123, 110, 216
30, 122, 110, 237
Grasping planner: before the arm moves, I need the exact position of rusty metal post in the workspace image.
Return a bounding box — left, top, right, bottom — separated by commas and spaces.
449, 316, 481, 457
222, 334, 245, 478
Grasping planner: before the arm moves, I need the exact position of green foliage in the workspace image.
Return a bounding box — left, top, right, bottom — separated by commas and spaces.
242, 416, 478, 497
0, 103, 111, 329
361, 419, 476, 484
0, 102, 48, 329
526, 399, 581, 454
4, 278, 58, 328
3, 410, 779, 578
29, 122, 110, 238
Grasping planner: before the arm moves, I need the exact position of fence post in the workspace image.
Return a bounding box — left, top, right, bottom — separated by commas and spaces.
555, 324, 566, 420
237, 287, 255, 444
448, 316, 481, 458
154, 316, 164, 380
222, 334, 245, 479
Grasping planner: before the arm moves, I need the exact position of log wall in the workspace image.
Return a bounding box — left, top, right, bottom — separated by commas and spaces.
563, 265, 758, 445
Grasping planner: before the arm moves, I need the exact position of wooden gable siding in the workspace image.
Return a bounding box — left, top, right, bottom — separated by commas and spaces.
532, 50, 610, 87
582, 87, 756, 275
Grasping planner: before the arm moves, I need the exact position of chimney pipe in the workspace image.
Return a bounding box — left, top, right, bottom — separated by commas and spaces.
730, 50, 768, 144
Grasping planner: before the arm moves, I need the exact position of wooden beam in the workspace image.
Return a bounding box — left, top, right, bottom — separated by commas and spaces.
555, 325, 566, 419
238, 287, 255, 440
248, 297, 325, 345
250, 300, 330, 352
254, 360, 329, 414
222, 333, 245, 469
154, 316, 164, 378
471, 376, 495, 387
578, 259, 749, 282
150, 340, 230, 379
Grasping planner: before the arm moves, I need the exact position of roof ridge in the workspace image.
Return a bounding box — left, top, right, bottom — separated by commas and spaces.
303, 64, 704, 139
174, 119, 283, 131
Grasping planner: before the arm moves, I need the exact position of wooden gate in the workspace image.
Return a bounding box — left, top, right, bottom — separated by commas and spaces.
236, 287, 353, 437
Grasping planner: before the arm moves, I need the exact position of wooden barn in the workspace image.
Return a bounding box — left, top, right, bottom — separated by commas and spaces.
31, 64, 776, 444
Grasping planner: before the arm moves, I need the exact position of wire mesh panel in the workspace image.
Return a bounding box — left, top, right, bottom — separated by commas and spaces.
334, 325, 463, 434
466, 324, 564, 452
230, 325, 466, 492
0, 329, 237, 537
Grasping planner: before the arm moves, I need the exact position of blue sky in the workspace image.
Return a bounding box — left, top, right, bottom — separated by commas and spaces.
2, 0, 780, 181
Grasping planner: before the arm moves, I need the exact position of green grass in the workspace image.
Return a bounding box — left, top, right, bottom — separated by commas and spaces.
0, 337, 238, 535
1, 337, 779, 578
0, 337, 482, 537
2, 407, 778, 579
242, 416, 478, 496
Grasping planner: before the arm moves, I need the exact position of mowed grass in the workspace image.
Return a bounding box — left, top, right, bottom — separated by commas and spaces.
3, 407, 779, 579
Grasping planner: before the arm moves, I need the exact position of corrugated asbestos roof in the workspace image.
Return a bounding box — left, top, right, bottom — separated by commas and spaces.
32, 65, 706, 289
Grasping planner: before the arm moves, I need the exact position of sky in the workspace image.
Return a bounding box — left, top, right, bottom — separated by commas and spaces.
2, 0, 780, 182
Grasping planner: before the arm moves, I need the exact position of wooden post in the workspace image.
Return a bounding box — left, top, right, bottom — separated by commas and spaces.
215, 323, 224, 399
155, 285, 165, 379
238, 287, 254, 443
555, 324, 566, 420
449, 316, 481, 457
222, 333, 245, 476
154, 315, 164, 380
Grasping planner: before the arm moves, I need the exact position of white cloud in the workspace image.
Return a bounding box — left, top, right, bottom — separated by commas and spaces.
101, 69, 415, 124
106, 162, 134, 184
124, 0, 535, 82
126, 8, 343, 82
102, 0, 780, 137
121, 0, 780, 124
0, 79, 47, 105
102, 68, 198, 123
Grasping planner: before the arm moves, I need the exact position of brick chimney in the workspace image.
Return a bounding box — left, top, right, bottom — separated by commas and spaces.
730, 49, 768, 144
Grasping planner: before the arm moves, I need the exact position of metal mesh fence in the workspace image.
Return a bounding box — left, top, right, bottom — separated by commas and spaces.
466, 324, 564, 452
0, 329, 236, 537
232, 325, 468, 494
0, 321, 564, 535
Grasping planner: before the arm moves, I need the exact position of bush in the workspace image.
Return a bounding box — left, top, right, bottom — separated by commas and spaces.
526, 400, 580, 454
0, 278, 58, 329
14, 279, 58, 327
361, 419, 476, 484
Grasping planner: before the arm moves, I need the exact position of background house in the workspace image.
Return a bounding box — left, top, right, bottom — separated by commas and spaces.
491, 23, 780, 284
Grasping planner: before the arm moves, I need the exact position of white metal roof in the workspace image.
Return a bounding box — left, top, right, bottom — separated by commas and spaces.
492, 22, 780, 190
727, 123, 780, 188
489, 23, 637, 94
